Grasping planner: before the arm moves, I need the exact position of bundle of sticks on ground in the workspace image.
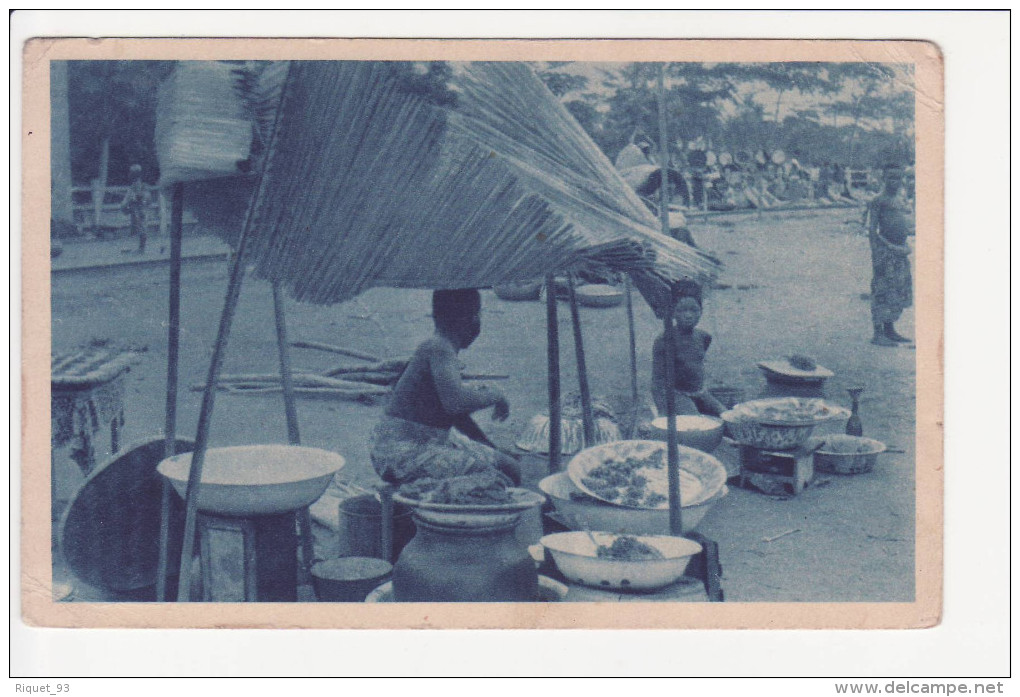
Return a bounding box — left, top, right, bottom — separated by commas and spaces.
190, 339, 507, 403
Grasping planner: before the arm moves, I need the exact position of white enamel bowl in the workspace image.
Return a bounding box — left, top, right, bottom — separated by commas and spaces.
158, 444, 345, 516
538, 472, 727, 536
541, 531, 702, 591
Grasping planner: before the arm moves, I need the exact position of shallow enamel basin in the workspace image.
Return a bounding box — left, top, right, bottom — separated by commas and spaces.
648, 415, 725, 452
158, 445, 345, 516
538, 472, 727, 535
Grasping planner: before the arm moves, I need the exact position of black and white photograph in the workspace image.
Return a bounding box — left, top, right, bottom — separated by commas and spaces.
23, 36, 944, 634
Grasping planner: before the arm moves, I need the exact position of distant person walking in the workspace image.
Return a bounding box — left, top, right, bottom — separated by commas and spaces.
121, 164, 149, 254
866, 163, 915, 346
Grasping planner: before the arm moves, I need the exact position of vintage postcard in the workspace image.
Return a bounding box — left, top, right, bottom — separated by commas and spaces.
21, 37, 943, 630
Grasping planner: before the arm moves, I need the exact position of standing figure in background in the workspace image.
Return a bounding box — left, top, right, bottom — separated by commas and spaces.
866, 163, 915, 346
121, 164, 149, 254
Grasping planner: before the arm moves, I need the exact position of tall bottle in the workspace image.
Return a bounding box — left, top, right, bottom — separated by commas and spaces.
845, 387, 864, 437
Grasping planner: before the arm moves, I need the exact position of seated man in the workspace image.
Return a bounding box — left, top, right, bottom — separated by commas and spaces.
369, 289, 521, 486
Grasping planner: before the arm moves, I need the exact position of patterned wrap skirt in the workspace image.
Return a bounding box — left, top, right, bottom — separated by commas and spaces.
869, 231, 913, 324
369, 415, 501, 485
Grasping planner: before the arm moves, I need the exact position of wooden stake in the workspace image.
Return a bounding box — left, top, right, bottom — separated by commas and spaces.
566, 274, 596, 447
659, 62, 684, 537
273, 283, 315, 583
545, 274, 562, 472
290, 340, 380, 363
273, 283, 301, 445
174, 207, 255, 601
175, 63, 295, 601
657, 63, 672, 240
157, 182, 184, 602
663, 296, 683, 537
624, 275, 639, 438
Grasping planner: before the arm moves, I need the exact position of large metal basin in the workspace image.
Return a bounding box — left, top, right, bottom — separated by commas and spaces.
158, 445, 345, 517
539, 472, 726, 536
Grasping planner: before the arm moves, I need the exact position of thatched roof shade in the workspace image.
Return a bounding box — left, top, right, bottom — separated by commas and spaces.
157, 61, 720, 314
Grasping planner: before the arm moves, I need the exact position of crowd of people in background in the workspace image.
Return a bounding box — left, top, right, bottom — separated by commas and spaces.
615, 138, 915, 214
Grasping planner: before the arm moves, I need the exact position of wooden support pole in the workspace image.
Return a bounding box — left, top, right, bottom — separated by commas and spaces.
566, 274, 596, 447
175, 210, 255, 601
175, 62, 294, 601
272, 282, 315, 580
272, 283, 301, 445
657, 63, 672, 240
157, 182, 184, 602
624, 275, 639, 438
545, 275, 562, 472
659, 62, 684, 537
663, 295, 684, 536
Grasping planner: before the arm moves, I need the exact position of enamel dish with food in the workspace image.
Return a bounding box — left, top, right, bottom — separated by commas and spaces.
539, 472, 727, 535
721, 411, 817, 450
540, 531, 702, 590
810, 435, 887, 475
731, 397, 849, 427
567, 440, 727, 511
393, 487, 545, 528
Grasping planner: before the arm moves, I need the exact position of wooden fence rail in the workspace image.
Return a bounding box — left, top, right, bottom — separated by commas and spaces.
68, 183, 196, 238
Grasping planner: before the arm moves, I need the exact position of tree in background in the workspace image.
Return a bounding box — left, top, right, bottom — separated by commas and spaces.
826, 63, 905, 167
726, 62, 837, 150
535, 61, 913, 171
67, 60, 175, 186
598, 62, 734, 159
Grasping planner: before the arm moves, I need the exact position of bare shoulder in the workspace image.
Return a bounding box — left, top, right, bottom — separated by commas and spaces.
418, 336, 458, 368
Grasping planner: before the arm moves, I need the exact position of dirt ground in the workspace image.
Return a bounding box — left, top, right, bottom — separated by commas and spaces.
49, 206, 916, 602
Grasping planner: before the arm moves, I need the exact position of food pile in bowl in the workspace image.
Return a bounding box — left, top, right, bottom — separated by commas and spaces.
540, 531, 703, 590
397, 471, 513, 505
393, 471, 545, 528
731, 397, 847, 425
722, 397, 849, 451
810, 435, 887, 475
595, 535, 665, 561
538, 472, 726, 535
567, 440, 727, 511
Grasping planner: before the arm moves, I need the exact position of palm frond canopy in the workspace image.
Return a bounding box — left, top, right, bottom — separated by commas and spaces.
156, 61, 720, 313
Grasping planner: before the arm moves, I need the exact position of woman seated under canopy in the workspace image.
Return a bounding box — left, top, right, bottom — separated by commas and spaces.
369, 289, 521, 486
